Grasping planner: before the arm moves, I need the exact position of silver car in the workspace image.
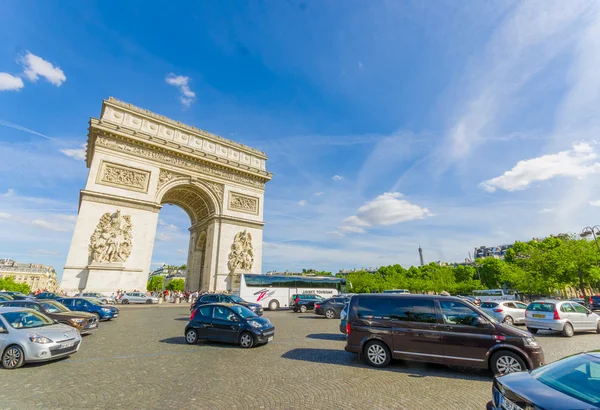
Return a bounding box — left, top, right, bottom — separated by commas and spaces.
525, 300, 600, 337
0, 307, 82, 369
120, 292, 159, 304
480, 300, 528, 325
81, 292, 115, 305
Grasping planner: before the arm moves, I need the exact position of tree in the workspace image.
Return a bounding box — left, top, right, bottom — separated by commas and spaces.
147, 276, 164, 292
0, 277, 30, 294
166, 278, 185, 292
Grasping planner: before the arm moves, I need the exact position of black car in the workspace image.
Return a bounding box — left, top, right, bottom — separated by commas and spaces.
488, 350, 600, 410
591, 295, 600, 311
0, 291, 33, 301
290, 294, 324, 313
191, 293, 263, 316
314, 297, 350, 319
35, 292, 61, 300
185, 303, 274, 348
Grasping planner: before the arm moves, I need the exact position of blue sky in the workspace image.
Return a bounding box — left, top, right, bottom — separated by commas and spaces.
2, 1, 600, 279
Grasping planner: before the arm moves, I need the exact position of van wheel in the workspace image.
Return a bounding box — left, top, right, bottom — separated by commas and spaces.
562, 323, 574, 337
491, 351, 526, 375
364, 341, 391, 368
239, 332, 255, 348
299, 305, 307, 313
526, 327, 538, 334
268, 300, 279, 311
1, 345, 24, 369
325, 309, 336, 319
503, 316, 514, 326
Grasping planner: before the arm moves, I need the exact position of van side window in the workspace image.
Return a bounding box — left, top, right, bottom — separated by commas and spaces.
358, 297, 391, 320
390, 299, 437, 323
439, 301, 480, 326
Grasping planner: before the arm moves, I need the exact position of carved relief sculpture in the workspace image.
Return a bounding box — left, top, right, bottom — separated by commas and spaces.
157, 168, 185, 190
228, 230, 254, 273
228, 192, 259, 215
98, 161, 150, 193
89, 210, 133, 263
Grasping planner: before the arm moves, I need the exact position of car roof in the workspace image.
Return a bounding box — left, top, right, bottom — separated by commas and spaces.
0, 306, 36, 313
530, 299, 562, 304
200, 302, 237, 307
354, 293, 459, 301
586, 351, 600, 359
0, 300, 40, 305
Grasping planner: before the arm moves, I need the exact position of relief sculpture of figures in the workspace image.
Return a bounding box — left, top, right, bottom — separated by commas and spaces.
89, 210, 133, 263
228, 230, 254, 272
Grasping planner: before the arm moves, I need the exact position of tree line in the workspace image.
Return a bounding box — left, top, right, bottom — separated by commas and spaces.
343, 235, 600, 297
0, 277, 31, 294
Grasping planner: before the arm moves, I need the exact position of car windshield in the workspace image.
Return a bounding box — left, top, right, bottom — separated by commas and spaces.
2, 310, 54, 329
41, 301, 70, 313
229, 294, 244, 303
230, 305, 257, 319
85, 298, 103, 306
532, 354, 600, 406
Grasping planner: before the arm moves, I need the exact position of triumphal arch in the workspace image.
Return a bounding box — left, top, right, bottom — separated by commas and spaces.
61, 98, 272, 294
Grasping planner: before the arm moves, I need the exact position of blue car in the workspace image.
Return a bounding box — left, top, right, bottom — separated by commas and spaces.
57, 297, 119, 321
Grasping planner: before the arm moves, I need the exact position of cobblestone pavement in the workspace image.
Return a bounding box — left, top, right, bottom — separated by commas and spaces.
1, 306, 598, 410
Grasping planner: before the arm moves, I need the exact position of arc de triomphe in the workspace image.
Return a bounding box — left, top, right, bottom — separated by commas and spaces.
61, 98, 272, 294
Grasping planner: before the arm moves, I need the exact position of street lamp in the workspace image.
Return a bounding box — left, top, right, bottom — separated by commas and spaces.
580, 226, 600, 253
514, 253, 532, 302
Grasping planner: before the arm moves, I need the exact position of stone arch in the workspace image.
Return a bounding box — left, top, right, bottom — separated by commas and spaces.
156, 179, 219, 225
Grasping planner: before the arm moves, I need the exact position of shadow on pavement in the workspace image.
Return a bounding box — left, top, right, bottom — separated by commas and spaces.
306, 333, 346, 341
160, 336, 187, 345
159, 337, 242, 349
296, 315, 323, 319
281, 348, 492, 381
174, 317, 189, 321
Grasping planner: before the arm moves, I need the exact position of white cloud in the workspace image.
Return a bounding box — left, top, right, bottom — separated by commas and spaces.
2, 189, 14, 198
341, 192, 433, 233
18, 51, 66, 86
165, 73, 195, 107
60, 144, 86, 161
155, 233, 172, 241
298, 200, 307, 207
0, 212, 11, 219
538, 208, 553, 214
479, 142, 600, 192
158, 219, 179, 231
31, 219, 68, 232
332, 175, 343, 181
313, 192, 324, 196
0, 73, 24, 91
589, 200, 600, 207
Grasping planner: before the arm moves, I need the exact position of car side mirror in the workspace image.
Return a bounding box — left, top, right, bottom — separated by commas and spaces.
475, 317, 491, 328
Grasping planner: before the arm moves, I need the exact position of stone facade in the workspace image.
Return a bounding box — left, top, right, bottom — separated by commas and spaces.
0, 259, 59, 292
61, 98, 271, 294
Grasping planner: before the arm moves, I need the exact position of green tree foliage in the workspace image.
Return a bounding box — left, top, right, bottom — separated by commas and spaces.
147, 276, 164, 292
166, 279, 185, 292
302, 269, 333, 276
0, 276, 30, 294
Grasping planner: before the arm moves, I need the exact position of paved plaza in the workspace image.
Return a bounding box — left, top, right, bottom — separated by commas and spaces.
1, 305, 598, 409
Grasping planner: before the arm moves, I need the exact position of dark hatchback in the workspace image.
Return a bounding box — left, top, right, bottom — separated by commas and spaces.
345, 294, 544, 375
191, 293, 263, 316
591, 295, 600, 311
57, 297, 119, 321
314, 297, 350, 319
0, 300, 99, 334
0, 292, 33, 301
35, 292, 62, 300
185, 303, 274, 348
290, 294, 324, 313
488, 351, 600, 410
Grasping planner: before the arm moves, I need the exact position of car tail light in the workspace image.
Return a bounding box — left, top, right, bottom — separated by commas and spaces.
553, 309, 560, 320
493, 309, 503, 313
295, 297, 300, 303
346, 322, 351, 335
315, 304, 320, 309
190, 308, 197, 320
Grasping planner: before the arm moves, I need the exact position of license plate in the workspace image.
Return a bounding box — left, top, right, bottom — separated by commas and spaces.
267, 336, 273, 342
59, 341, 75, 349
113, 314, 118, 317
500, 396, 522, 410
89, 323, 98, 328
532, 314, 545, 318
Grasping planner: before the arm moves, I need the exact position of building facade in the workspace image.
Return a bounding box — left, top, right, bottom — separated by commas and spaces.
0, 259, 59, 292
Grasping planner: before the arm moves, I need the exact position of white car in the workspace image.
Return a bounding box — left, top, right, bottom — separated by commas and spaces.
120, 293, 159, 305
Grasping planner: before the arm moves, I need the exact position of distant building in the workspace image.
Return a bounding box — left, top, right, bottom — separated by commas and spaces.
473, 244, 513, 260
0, 258, 59, 292
337, 267, 379, 275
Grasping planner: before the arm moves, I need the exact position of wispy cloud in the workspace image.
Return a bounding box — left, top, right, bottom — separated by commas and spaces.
158, 219, 179, 232
155, 232, 172, 241
31, 219, 69, 232
298, 200, 307, 207
589, 200, 600, 207
0, 120, 51, 140
165, 73, 195, 107
60, 144, 86, 161
18, 51, 66, 86
0, 212, 11, 219
0, 73, 24, 91
538, 208, 553, 214
313, 192, 324, 196
332, 175, 343, 181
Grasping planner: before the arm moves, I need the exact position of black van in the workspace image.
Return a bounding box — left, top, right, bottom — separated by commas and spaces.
345, 294, 544, 375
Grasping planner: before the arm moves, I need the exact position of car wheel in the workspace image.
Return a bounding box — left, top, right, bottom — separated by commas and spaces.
1, 345, 24, 370
268, 300, 279, 311
145, 299, 152, 304
364, 340, 391, 368
185, 329, 199, 344
299, 305, 307, 313
325, 309, 336, 319
491, 351, 526, 375
596, 321, 600, 334
503, 316, 514, 326
93, 312, 101, 321
293, 308, 298, 313
526, 327, 538, 334
562, 322, 574, 337
239, 332, 255, 348
122, 299, 129, 305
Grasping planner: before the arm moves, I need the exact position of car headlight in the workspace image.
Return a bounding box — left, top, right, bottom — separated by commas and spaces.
523, 337, 539, 348
29, 334, 53, 344
71, 318, 85, 324
249, 305, 257, 311
248, 320, 262, 328
101, 308, 111, 312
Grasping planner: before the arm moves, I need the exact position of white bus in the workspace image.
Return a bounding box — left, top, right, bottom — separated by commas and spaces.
473, 289, 514, 301
238, 274, 348, 311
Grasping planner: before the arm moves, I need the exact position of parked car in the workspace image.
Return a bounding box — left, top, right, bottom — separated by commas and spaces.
35, 292, 62, 300
81, 292, 115, 305
314, 297, 350, 319
591, 295, 600, 311
525, 300, 600, 337
0, 295, 13, 302
0, 292, 33, 301
340, 304, 348, 334
487, 350, 600, 410
0, 300, 98, 334
345, 294, 544, 375
480, 300, 529, 325
191, 293, 263, 316
185, 303, 274, 348
0, 307, 82, 369
569, 298, 586, 306
458, 295, 482, 306
290, 294, 324, 313
119, 292, 158, 305
57, 297, 119, 321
